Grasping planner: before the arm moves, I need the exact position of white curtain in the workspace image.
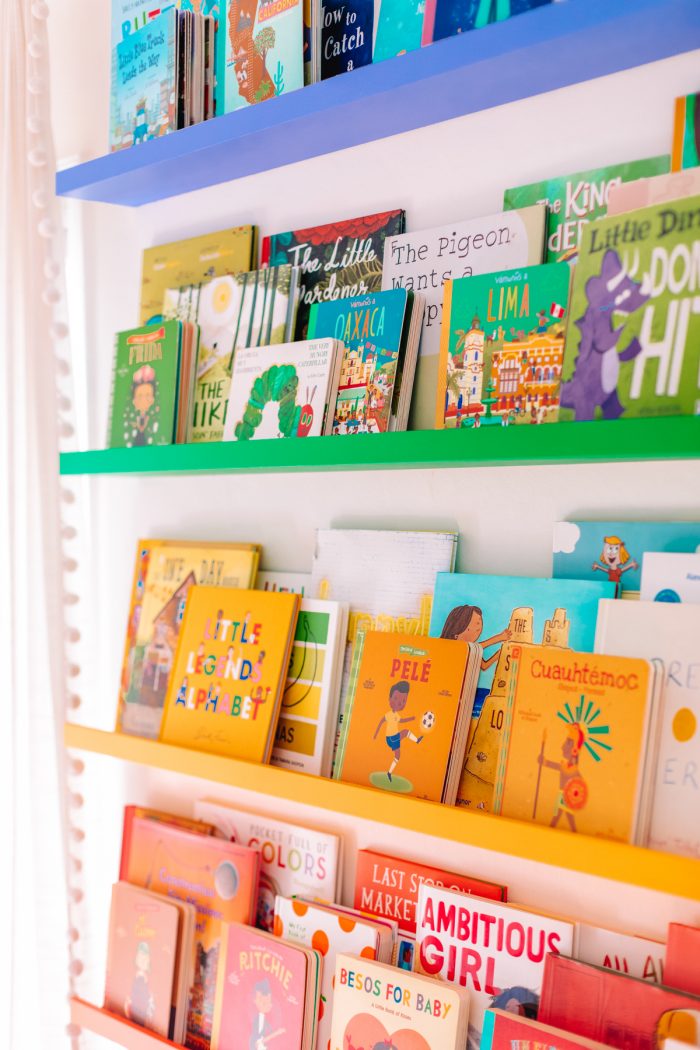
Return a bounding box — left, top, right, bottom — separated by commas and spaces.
0, 1, 78, 1046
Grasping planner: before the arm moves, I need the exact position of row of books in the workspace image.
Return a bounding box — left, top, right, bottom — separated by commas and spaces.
115, 521, 700, 858
105, 800, 700, 1050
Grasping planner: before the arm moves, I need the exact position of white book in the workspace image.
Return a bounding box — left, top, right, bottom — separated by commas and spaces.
595, 599, 700, 857
575, 922, 665, 984
256, 569, 312, 595
640, 551, 700, 604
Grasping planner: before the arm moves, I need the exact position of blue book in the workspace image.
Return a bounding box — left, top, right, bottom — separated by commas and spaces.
373, 0, 425, 62
110, 10, 179, 152
321, 0, 374, 79
553, 520, 700, 598
425, 0, 551, 44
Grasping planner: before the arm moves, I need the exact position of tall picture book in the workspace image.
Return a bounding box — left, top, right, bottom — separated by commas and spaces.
672, 92, 700, 171
320, 0, 374, 78
575, 921, 665, 985
159, 584, 300, 761
381, 207, 547, 429
493, 645, 657, 845
481, 1009, 613, 1050
107, 321, 184, 449
414, 883, 574, 1049
560, 194, 700, 421
330, 952, 470, 1050
503, 155, 670, 262
116, 540, 260, 739
607, 169, 700, 217
640, 551, 700, 603
110, 11, 179, 152
428, 572, 614, 813
595, 599, 700, 857
373, 0, 425, 62
422, 0, 552, 44
435, 262, 571, 429
552, 520, 700, 599
261, 209, 405, 338
216, 0, 304, 114
193, 799, 342, 932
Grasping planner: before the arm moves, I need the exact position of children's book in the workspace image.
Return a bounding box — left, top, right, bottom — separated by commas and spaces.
331, 951, 470, 1050
216, 0, 304, 114
607, 169, 700, 217
159, 584, 300, 762
262, 209, 405, 339
595, 599, 700, 857
552, 520, 700, 599
119, 804, 216, 880
494, 645, 656, 844
415, 884, 574, 1049
107, 322, 183, 449
428, 572, 614, 813
116, 540, 260, 739
503, 156, 670, 263
223, 338, 343, 441
110, 11, 179, 152
256, 570, 312, 595
353, 848, 506, 935
672, 92, 700, 171
271, 598, 349, 776
640, 551, 700, 603
435, 262, 570, 429
373, 0, 424, 62
320, 0, 374, 78
481, 1009, 614, 1050
665, 923, 700, 996
575, 921, 665, 985
120, 815, 261, 1050
422, 0, 551, 44
560, 193, 700, 421
381, 207, 547, 429
194, 799, 342, 932
539, 954, 700, 1048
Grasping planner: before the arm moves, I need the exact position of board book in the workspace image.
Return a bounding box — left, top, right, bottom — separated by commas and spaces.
107, 322, 184, 449
119, 805, 216, 881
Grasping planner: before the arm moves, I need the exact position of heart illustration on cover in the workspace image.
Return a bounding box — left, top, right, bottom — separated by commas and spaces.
344, 1013, 430, 1050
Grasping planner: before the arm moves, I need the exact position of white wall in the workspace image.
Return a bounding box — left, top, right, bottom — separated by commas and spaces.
49, 0, 700, 1031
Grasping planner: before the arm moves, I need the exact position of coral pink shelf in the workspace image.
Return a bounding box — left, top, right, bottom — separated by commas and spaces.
70, 998, 182, 1049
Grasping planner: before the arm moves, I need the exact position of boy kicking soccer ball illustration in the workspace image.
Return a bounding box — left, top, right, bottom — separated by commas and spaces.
373, 680, 425, 784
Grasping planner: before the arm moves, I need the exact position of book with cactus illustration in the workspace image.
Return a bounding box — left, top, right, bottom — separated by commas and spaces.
217, 0, 304, 113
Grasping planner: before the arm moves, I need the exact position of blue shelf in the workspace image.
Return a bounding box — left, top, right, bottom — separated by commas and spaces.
56, 0, 700, 207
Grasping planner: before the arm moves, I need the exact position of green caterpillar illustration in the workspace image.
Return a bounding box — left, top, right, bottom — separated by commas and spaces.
234, 363, 301, 440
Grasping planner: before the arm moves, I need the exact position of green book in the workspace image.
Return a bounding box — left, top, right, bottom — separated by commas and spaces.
107, 321, 182, 448
560, 194, 700, 421
672, 92, 700, 170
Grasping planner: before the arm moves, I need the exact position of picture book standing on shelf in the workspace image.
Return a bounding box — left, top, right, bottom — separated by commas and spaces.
107, 321, 185, 449
216, 0, 305, 114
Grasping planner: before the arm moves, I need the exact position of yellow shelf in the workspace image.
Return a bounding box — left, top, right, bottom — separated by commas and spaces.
70, 998, 181, 1048
65, 722, 700, 901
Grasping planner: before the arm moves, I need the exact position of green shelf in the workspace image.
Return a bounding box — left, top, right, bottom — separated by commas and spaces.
59, 418, 700, 477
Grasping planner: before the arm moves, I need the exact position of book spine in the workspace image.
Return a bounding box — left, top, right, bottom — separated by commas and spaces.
480, 1009, 495, 1050
333, 629, 366, 780
671, 95, 686, 172
106, 332, 120, 447
434, 279, 453, 428
421, 0, 436, 45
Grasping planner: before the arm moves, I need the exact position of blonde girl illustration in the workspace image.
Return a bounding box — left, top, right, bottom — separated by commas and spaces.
373, 680, 423, 783
591, 535, 638, 592
440, 604, 512, 672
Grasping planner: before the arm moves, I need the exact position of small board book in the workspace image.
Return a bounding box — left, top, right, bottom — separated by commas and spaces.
216, 0, 304, 114
553, 520, 700, 599
335, 631, 479, 804
256, 570, 312, 595
194, 799, 342, 932
640, 551, 700, 603
539, 953, 700, 1048
354, 848, 506, 935
665, 923, 700, 996
607, 168, 700, 217
575, 921, 665, 985
422, 0, 552, 44
110, 11, 178, 152
435, 262, 571, 429
116, 539, 260, 739
493, 645, 657, 845
481, 1009, 613, 1050
373, 0, 424, 62
212, 922, 320, 1050
504, 155, 670, 263
320, 0, 374, 79
119, 805, 216, 881
331, 951, 470, 1050
271, 598, 349, 777
672, 92, 700, 171
261, 209, 405, 339
428, 572, 614, 813
595, 599, 700, 857
414, 884, 574, 1048
159, 584, 300, 762
107, 321, 184, 449
560, 193, 700, 422
120, 815, 261, 1050
222, 338, 343, 441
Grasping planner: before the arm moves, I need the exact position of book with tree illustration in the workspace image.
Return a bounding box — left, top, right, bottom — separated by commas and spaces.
216, 0, 304, 113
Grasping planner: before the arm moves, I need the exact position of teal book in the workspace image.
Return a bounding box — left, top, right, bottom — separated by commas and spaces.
107, 321, 182, 448
428, 571, 615, 811
308, 289, 409, 433
110, 10, 179, 152
373, 0, 425, 62
217, 0, 304, 113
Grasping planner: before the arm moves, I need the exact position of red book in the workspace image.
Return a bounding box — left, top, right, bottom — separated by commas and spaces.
353, 848, 506, 935
665, 924, 700, 996
540, 954, 700, 1049
482, 1009, 612, 1049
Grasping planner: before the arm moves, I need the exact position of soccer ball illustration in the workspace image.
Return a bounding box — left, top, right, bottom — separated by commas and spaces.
421, 710, 436, 732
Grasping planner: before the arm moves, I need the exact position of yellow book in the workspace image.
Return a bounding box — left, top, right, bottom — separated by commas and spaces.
159, 585, 300, 763
494, 645, 655, 844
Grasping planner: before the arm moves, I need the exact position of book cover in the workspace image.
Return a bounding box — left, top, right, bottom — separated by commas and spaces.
576, 921, 665, 984
415, 884, 574, 1049
373, 0, 424, 62
337, 631, 472, 801
553, 520, 700, 599
331, 952, 469, 1050
607, 169, 700, 217
428, 573, 614, 812
116, 540, 260, 739
262, 209, 405, 339
640, 551, 700, 603
423, 0, 551, 44
107, 322, 182, 449
256, 570, 312, 595
307, 289, 408, 433
194, 799, 341, 931
594, 599, 700, 857
503, 156, 670, 263
672, 92, 700, 171
561, 194, 700, 421
495, 645, 653, 844
381, 207, 547, 429
481, 1009, 613, 1050
121, 817, 260, 1050
320, 0, 374, 79
353, 848, 506, 935
217, 0, 304, 114
435, 262, 570, 429
111, 11, 179, 152
665, 924, 700, 996
140, 226, 257, 326
539, 954, 700, 1048
119, 804, 216, 880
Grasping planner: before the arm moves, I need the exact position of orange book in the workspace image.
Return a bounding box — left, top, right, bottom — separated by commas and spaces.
159, 585, 300, 763
119, 806, 216, 881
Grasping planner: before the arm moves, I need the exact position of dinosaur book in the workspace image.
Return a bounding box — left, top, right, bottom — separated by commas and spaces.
217, 0, 304, 113
560, 194, 700, 421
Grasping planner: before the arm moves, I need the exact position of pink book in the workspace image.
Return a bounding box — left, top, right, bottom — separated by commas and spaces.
421, 0, 437, 44
665, 924, 700, 996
